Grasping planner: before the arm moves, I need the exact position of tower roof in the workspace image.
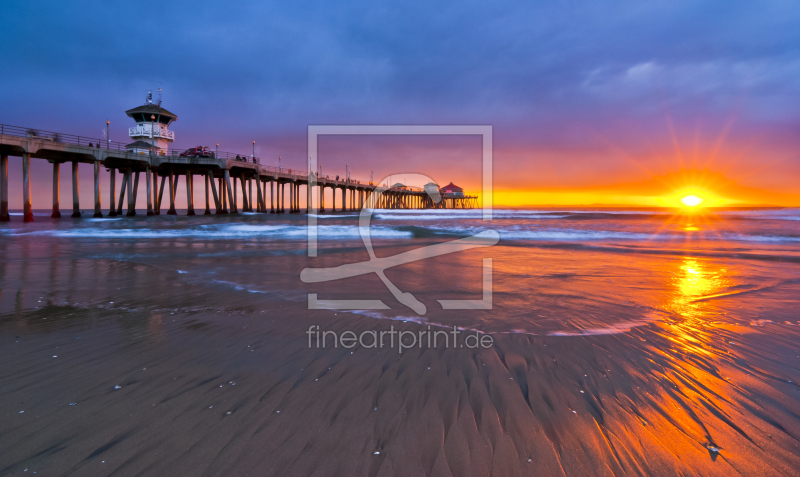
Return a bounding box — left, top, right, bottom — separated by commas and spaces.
125, 104, 177, 120
440, 182, 463, 191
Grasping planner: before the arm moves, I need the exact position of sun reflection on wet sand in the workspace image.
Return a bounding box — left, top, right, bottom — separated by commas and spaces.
667, 257, 734, 321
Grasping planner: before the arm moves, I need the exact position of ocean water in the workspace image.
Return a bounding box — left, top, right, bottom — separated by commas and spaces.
2, 207, 799, 335
3, 207, 800, 475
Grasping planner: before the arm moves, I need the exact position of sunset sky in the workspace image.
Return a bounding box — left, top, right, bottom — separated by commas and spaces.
2, 0, 799, 207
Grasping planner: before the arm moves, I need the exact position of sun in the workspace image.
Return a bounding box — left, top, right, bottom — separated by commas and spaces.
681, 195, 704, 207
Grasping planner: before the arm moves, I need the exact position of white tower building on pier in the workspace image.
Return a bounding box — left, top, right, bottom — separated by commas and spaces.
125, 90, 177, 154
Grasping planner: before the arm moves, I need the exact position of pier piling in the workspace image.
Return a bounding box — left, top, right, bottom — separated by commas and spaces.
116, 172, 127, 216
167, 171, 177, 215
0, 154, 8, 221
157, 174, 166, 214
93, 161, 102, 217
51, 162, 61, 218
71, 162, 80, 218
186, 170, 195, 216
146, 166, 153, 216
270, 181, 275, 213
204, 174, 211, 215
108, 168, 117, 217
248, 178, 254, 212
22, 153, 33, 222
126, 170, 136, 216
256, 177, 264, 213
224, 170, 236, 214
239, 176, 249, 212
208, 172, 221, 214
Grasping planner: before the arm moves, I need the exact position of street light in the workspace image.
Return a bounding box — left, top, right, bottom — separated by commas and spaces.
279, 156, 282, 172
106, 120, 109, 149
216, 143, 219, 157
252, 140, 255, 163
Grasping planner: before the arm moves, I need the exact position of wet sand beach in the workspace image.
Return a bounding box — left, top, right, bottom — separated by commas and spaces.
2, 209, 800, 476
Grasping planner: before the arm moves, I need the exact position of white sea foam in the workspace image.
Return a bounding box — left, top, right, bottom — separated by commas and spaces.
0, 225, 412, 240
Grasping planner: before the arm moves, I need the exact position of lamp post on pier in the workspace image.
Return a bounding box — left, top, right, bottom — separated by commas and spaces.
252, 140, 255, 163
106, 120, 109, 149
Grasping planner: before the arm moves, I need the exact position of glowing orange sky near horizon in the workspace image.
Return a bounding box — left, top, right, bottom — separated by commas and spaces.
3, 122, 799, 209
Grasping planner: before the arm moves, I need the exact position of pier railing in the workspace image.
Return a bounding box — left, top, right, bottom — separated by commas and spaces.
0, 123, 260, 164
0, 123, 386, 187
0, 123, 130, 151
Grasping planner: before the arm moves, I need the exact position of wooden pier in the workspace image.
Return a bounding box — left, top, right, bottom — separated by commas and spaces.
0, 124, 477, 222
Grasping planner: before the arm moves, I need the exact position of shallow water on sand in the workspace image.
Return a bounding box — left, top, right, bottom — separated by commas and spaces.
1, 208, 800, 475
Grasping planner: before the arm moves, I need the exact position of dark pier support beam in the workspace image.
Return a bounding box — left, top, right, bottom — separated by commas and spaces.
157, 174, 166, 215
305, 184, 309, 213
262, 180, 268, 213
71, 161, 81, 217
289, 182, 294, 213
93, 161, 102, 217
22, 152, 33, 222
248, 178, 254, 212
145, 165, 153, 216
256, 177, 264, 213
270, 181, 275, 213
186, 170, 195, 216
276, 182, 281, 213
152, 170, 158, 215
218, 178, 227, 213
239, 176, 249, 212
116, 171, 127, 216
204, 173, 211, 215
51, 162, 61, 218
108, 168, 117, 217
224, 170, 237, 214
0, 154, 8, 221
241, 177, 247, 212
126, 170, 137, 216
248, 177, 254, 212
222, 178, 229, 213
167, 171, 177, 215
281, 183, 286, 213
233, 175, 239, 213
208, 172, 221, 214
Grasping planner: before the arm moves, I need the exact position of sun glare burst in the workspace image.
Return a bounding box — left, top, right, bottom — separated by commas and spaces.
681, 195, 704, 207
